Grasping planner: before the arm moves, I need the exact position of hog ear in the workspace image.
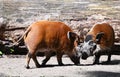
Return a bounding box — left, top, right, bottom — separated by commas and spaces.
67, 31, 77, 42
95, 32, 104, 44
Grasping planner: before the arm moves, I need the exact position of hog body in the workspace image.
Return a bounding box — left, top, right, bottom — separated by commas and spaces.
24, 21, 80, 68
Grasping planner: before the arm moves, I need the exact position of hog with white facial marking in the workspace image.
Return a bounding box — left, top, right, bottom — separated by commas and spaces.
80, 23, 115, 64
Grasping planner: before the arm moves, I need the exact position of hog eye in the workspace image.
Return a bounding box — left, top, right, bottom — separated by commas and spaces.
90, 47, 92, 51
78, 42, 81, 45
89, 40, 94, 45
90, 47, 93, 54
93, 45, 96, 50
90, 45, 96, 54
76, 40, 81, 45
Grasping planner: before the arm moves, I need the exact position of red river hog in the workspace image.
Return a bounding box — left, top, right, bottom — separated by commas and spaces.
80, 22, 115, 64
21, 21, 81, 68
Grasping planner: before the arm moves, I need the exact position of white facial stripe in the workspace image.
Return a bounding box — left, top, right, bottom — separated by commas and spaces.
86, 49, 91, 56
82, 42, 90, 56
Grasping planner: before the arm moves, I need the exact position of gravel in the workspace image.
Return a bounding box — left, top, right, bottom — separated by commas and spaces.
0, 55, 120, 77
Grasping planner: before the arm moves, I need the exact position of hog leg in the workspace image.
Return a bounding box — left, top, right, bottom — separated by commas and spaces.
56, 52, 64, 66
25, 52, 32, 69
26, 50, 40, 69
107, 51, 111, 62
32, 54, 40, 68
93, 52, 101, 64
42, 51, 52, 66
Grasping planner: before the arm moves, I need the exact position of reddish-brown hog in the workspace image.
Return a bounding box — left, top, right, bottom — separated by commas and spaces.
22, 21, 81, 69
80, 23, 115, 64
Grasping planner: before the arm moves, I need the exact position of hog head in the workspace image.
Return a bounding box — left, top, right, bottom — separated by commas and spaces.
80, 32, 104, 60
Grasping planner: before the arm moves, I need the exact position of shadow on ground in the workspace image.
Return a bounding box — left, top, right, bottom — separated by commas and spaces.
80, 59, 120, 66
30, 64, 75, 69
100, 60, 120, 65
30, 59, 120, 69
82, 71, 120, 77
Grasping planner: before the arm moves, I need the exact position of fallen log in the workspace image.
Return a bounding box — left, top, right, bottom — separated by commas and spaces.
5, 27, 26, 31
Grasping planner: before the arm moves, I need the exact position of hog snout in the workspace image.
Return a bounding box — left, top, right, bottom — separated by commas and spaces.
82, 52, 88, 60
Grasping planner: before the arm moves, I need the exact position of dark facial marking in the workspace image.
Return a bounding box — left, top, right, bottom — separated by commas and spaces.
85, 35, 93, 42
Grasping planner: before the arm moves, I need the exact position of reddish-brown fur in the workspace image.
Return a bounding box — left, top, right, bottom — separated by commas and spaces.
24, 20, 80, 68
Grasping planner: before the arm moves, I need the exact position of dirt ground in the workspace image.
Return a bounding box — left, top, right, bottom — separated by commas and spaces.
0, 55, 120, 77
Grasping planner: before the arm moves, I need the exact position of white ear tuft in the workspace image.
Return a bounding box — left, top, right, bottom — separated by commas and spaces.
67, 31, 70, 40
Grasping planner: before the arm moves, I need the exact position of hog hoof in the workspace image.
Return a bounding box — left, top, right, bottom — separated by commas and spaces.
36, 64, 41, 68
106, 59, 111, 63
93, 61, 99, 65
25, 65, 30, 69
74, 61, 80, 65
41, 62, 46, 66
59, 63, 64, 66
